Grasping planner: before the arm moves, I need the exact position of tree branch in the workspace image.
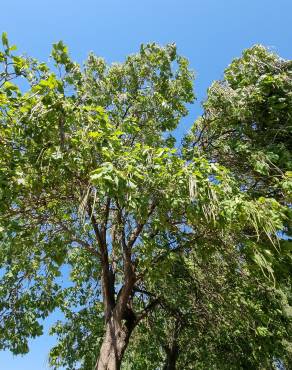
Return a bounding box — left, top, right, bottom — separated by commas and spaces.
127, 201, 157, 249
88, 201, 115, 321
135, 298, 160, 324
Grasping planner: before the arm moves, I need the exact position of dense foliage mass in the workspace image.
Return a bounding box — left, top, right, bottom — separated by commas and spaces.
0, 33, 291, 369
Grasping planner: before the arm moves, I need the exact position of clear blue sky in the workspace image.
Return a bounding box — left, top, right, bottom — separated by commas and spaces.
0, 0, 291, 368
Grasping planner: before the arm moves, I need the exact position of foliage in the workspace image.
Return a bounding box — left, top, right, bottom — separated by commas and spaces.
184, 45, 292, 203
124, 245, 291, 369
0, 36, 291, 369
181, 44, 292, 369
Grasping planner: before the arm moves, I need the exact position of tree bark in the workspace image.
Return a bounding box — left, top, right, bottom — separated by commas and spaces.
91, 200, 157, 369
163, 318, 181, 370
163, 342, 179, 370
95, 311, 134, 370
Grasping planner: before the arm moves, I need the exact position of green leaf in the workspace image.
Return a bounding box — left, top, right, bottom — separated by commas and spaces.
256, 326, 270, 337
1, 32, 8, 47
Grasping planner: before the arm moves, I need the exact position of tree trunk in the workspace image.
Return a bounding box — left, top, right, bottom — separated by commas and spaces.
163, 342, 179, 370
163, 318, 181, 370
95, 313, 133, 370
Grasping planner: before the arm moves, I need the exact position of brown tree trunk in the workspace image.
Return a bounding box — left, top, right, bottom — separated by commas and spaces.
90, 200, 157, 369
95, 315, 131, 370
163, 318, 182, 370
163, 342, 179, 370
95, 307, 136, 370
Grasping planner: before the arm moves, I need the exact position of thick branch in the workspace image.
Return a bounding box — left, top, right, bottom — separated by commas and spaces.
115, 200, 157, 320
88, 201, 115, 321
115, 203, 136, 320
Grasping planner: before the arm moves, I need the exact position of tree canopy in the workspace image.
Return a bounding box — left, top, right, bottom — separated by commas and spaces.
0, 34, 291, 369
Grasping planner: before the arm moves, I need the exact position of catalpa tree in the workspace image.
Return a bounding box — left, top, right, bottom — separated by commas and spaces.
0, 34, 290, 369
123, 47, 292, 370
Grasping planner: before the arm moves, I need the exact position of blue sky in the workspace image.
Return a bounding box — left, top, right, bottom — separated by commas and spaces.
0, 0, 291, 368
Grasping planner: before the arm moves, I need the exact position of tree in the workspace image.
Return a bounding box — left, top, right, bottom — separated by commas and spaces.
184, 45, 292, 203
0, 35, 194, 368
0, 35, 290, 370
124, 237, 291, 369
123, 46, 292, 370
180, 45, 291, 369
